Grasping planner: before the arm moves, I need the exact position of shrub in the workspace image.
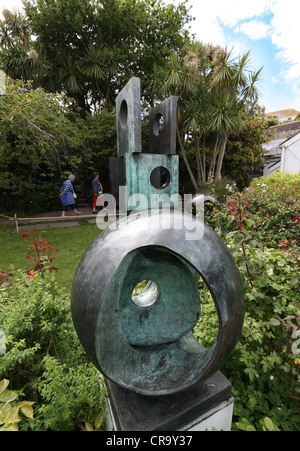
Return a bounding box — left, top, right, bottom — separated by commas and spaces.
199, 171, 300, 430
0, 378, 34, 431
0, 270, 106, 431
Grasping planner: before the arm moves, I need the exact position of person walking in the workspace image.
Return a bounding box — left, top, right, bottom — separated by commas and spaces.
92, 172, 104, 213
59, 174, 82, 217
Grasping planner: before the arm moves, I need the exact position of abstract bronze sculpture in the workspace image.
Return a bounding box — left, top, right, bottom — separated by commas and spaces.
71, 210, 245, 396
71, 78, 245, 429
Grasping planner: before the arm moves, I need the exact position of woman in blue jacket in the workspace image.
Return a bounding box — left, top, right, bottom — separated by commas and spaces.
60, 174, 82, 217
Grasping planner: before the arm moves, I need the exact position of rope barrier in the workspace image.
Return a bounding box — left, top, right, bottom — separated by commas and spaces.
0, 213, 14, 219
8, 215, 99, 221
1, 210, 119, 233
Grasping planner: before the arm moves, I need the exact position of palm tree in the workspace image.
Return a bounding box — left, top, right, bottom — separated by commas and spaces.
209, 49, 261, 180
150, 49, 199, 190
79, 44, 123, 111
209, 90, 244, 180
0, 9, 48, 85
150, 44, 262, 189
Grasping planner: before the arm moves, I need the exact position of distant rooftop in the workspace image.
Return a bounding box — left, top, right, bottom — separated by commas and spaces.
265, 108, 299, 119
269, 120, 300, 137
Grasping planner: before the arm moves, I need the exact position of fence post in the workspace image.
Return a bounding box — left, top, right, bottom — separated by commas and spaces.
14, 214, 19, 233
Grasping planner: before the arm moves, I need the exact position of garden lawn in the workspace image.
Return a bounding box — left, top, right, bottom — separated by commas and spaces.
0, 223, 102, 293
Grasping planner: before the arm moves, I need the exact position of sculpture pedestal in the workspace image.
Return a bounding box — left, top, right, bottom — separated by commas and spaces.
105, 371, 233, 431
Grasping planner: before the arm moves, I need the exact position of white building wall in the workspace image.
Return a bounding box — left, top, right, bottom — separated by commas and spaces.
282, 142, 300, 173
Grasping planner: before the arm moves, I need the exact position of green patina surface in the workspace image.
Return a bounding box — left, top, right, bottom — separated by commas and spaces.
126, 153, 179, 210
118, 247, 200, 346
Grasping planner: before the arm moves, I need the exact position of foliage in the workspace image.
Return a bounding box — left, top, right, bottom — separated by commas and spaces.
0, 78, 82, 212
224, 104, 272, 189
75, 110, 117, 199
198, 171, 300, 431
267, 115, 279, 127
17, 0, 192, 112
150, 44, 264, 190
0, 378, 34, 431
235, 416, 280, 431
209, 171, 300, 248
20, 228, 59, 278
0, 8, 48, 86
0, 267, 105, 430
0, 224, 101, 293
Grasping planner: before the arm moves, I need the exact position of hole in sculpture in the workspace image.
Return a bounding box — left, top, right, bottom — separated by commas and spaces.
192, 280, 219, 349
120, 100, 128, 128
153, 113, 164, 136
150, 166, 170, 190
131, 280, 160, 308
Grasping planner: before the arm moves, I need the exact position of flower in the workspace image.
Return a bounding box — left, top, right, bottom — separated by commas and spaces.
280, 241, 287, 247
253, 288, 257, 292
292, 216, 299, 222
267, 268, 273, 276
273, 297, 277, 300
277, 261, 285, 267
21, 232, 30, 239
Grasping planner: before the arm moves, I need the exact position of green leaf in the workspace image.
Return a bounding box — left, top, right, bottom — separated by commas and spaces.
0, 422, 19, 431
17, 401, 35, 419
0, 390, 18, 404
0, 379, 9, 395
269, 318, 281, 326
264, 417, 279, 431
85, 421, 94, 431
226, 230, 238, 239
94, 411, 105, 430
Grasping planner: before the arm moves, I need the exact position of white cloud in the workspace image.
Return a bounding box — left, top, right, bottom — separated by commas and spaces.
185, 0, 273, 45
270, 1, 300, 80
235, 20, 271, 40
184, 0, 300, 107
0, 0, 24, 13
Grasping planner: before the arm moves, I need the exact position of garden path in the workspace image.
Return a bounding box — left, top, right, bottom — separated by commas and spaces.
0, 208, 98, 233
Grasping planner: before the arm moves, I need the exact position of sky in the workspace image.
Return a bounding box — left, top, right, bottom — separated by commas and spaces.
1, 0, 300, 113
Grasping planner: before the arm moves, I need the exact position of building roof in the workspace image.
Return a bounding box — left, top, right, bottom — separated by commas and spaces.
265, 108, 299, 118
263, 130, 300, 163
268, 120, 300, 141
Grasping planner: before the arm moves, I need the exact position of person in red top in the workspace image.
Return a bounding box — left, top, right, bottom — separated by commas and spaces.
92, 172, 104, 213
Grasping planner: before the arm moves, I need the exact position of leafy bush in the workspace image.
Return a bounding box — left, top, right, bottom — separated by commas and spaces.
0, 270, 106, 431
0, 378, 34, 431
194, 173, 300, 430
209, 171, 300, 247
200, 171, 300, 431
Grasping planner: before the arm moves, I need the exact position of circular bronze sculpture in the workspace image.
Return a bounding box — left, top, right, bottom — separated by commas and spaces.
71, 210, 244, 396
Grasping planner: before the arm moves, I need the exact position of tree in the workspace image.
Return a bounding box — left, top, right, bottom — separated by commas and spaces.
0, 79, 81, 196
0, 8, 48, 86
150, 43, 263, 190
18, 0, 192, 111
224, 104, 272, 189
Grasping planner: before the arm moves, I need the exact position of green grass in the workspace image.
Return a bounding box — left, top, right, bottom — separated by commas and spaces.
0, 223, 102, 293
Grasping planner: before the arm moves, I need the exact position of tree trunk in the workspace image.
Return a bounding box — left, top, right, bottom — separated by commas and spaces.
215, 135, 228, 180
208, 136, 220, 179
202, 135, 206, 183
176, 123, 198, 192
194, 133, 205, 182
